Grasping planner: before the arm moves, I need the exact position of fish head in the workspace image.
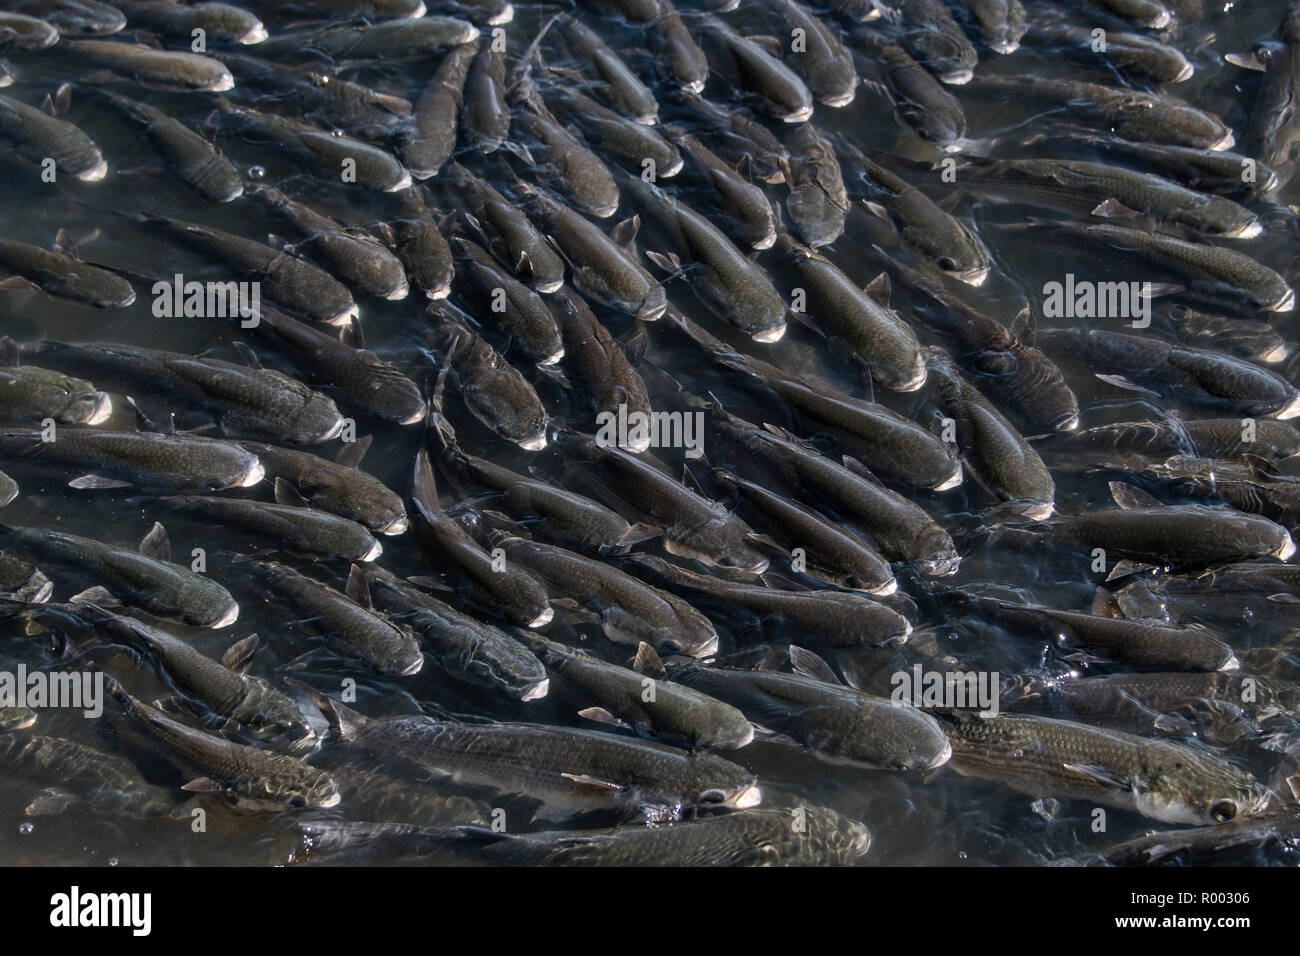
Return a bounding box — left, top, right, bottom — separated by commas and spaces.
234, 767, 341, 811
1138, 743, 1272, 825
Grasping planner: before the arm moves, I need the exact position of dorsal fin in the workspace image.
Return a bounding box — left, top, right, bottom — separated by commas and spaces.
632, 641, 665, 679
274, 477, 310, 508
1109, 481, 1164, 510
222, 633, 260, 673
345, 563, 372, 608
283, 677, 370, 741
335, 434, 371, 469
139, 522, 171, 562
862, 272, 891, 306
789, 645, 842, 685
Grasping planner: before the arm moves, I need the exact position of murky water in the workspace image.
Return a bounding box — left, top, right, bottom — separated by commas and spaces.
1, 0, 1299, 866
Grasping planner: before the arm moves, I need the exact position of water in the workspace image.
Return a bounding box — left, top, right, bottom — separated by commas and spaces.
1, 0, 1299, 866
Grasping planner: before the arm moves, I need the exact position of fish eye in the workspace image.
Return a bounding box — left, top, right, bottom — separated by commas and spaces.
938, 257, 960, 272
700, 789, 727, 804
1211, 800, 1237, 823
290, 795, 308, 809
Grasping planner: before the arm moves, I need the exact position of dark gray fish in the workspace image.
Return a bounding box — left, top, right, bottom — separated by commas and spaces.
0, 427, 263, 493
462, 34, 509, 151
0, 524, 239, 627
0, 734, 177, 818
1040, 417, 1300, 463
400, 39, 477, 180
444, 163, 564, 293
895, 0, 979, 84
248, 307, 427, 426
961, 0, 1026, 54
1229, 5, 1300, 176
670, 656, 953, 770
255, 188, 409, 302
1087, 804, 1300, 865
939, 588, 1238, 672
625, 554, 912, 646
550, 426, 770, 574
783, 122, 847, 248
840, 141, 990, 286
548, 286, 649, 424
108, 679, 339, 810
1086, 0, 1173, 28
0, 552, 51, 602
777, 236, 923, 390
555, 14, 659, 124
294, 686, 762, 814
221, 53, 412, 139
662, 125, 776, 250
162, 496, 381, 562
0, 12, 60, 49
60, 39, 234, 92
238, 0, 426, 19
0, 236, 132, 307
24, 340, 345, 445
216, 101, 411, 194
1119, 454, 1300, 528
256, 16, 479, 62
937, 710, 1269, 825
651, 5, 708, 93
248, 560, 423, 676
432, 317, 549, 450
854, 31, 966, 150
360, 563, 548, 702
92, 88, 243, 202
1168, 305, 1289, 364
4, 0, 124, 36
622, 175, 787, 342
62, 603, 314, 749
132, 211, 358, 325
113, 0, 267, 45
410, 447, 553, 629
450, 236, 563, 366
235, 440, 406, 536
489, 530, 719, 657
519, 182, 665, 320
545, 85, 682, 179
1030, 137, 1279, 198
698, 14, 814, 123
1031, 19, 1191, 85
928, 347, 1055, 520
974, 76, 1235, 152
1080, 330, 1300, 417
0, 343, 110, 426
772, 0, 857, 106
301, 807, 869, 866
672, 89, 789, 184
381, 186, 454, 300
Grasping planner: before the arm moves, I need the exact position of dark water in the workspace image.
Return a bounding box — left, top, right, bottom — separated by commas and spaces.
1, 0, 1299, 866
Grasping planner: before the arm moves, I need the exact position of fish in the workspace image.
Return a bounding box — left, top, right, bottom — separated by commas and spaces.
0, 524, 239, 627
927, 347, 1055, 520
112, 0, 267, 45
1228, 3, 1300, 175
0, 12, 60, 49
450, 236, 563, 366
937, 710, 1271, 825
292, 683, 762, 815
671, 89, 789, 184
62, 39, 234, 92
462, 33, 509, 151
247, 561, 424, 676
233, 440, 406, 536
894, 0, 979, 85
409, 448, 553, 628
545, 85, 682, 180
0, 340, 110, 426
853, 30, 966, 150
0, 734, 178, 818
400, 38, 477, 179
662, 125, 776, 250
380, 186, 455, 300
359, 564, 548, 702
1039, 417, 1300, 464
161, 496, 382, 562
960, 0, 1026, 55
771, 0, 857, 106
0, 427, 263, 493
782, 123, 848, 248
108, 678, 339, 810
555, 14, 660, 124
697, 14, 814, 122
652, 5, 708, 94
527, 636, 752, 748
4, 0, 124, 36
0, 552, 52, 603
1027, 19, 1194, 85
92, 88, 243, 202
256, 17, 479, 62
669, 651, 953, 771
487, 529, 720, 657
0, 235, 131, 308
548, 286, 649, 424
253, 187, 410, 301
23, 340, 345, 445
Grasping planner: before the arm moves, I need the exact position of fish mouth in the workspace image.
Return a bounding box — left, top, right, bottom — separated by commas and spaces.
822, 88, 857, 108
520, 678, 549, 701
238, 24, 268, 44
688, 633, 720, 658
1210, 131, 1236, 152
861, 576, 897, 597
591, 200, 620, 219
941, 69, 974, 85
682, 79, 706, 94
211, 602, 240, 629
1056, 412, 1081, 432
1274, 392, 1300, 420
926, 738, 954, 769
783, 104, 815, 123
991, 40, 1020, 55
385, 170, 415, 192
399, 402, 430, 425
219, 185, 244, 202
751, 323, 787, 343
1172, 61, 1194, 82
1218, 653, 1241, 672
209, 73, 236, 93
326, 305, 359, 326
8, 712, 36, 730
462, 26, 481, 43
752, 231, 777, 250
1148, 10, 1171, 29
77, 159, 109, 182
636, 299, 666, 321
731, 723, 755, 748
427, 284, 452, 300
409, 1, 427, 16
397, 654, 425, 676
919, 554, 961, 577
320, 416, 347, 442
621, 432, 651, 453
1269, 287, 1295, 312
933, 462, 964, 491
636, 113, 658, 126
955, 265, 990, 287
1022, 501, 1056, 521
1229, 219, 1263, 239
240, 460, 267, 488
379, 515, 408, 536
85, 393, 113, 425
895, 365, 928, 393
1262, 343, 1291, 363
1273, 533, 1296, 561
726, 784, 762, 809
359, 539, 383, 562
528, 606, 554, 628
489, 4, 514, 25
539, 346, 565, 366
383, 282, 410, 300
317, 790, 342, 809
534, 278, 564, 294
518, 431, 549, 451
662, 157, 684, 178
